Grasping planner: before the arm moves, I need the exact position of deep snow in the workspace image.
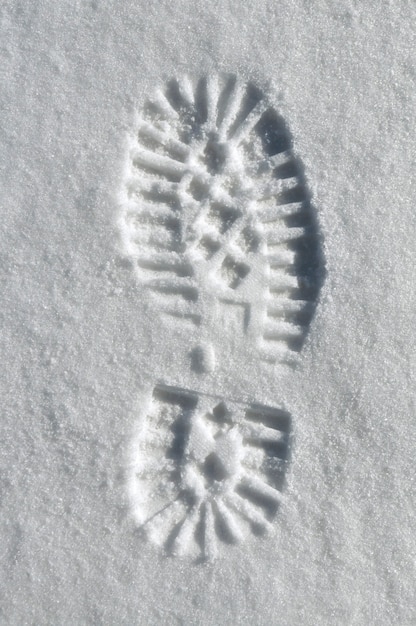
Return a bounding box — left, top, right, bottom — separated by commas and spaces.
1, 1, 416, 624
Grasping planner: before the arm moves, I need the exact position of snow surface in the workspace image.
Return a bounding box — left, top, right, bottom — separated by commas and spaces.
2, 1, 416, 624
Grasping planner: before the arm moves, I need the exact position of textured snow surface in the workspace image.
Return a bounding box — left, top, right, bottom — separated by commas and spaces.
2, 1, 416, 624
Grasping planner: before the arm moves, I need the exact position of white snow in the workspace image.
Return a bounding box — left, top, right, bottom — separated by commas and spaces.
1, 1, 416, 624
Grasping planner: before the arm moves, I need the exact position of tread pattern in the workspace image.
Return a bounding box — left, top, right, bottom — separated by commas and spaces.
119, 75, 323, 363
127, 385, 292, 561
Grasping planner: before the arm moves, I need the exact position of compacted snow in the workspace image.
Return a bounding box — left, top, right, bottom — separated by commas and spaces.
1, 1, 416, 624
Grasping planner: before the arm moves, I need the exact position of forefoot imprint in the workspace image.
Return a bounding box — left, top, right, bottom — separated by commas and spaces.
119, 74, 324, 365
